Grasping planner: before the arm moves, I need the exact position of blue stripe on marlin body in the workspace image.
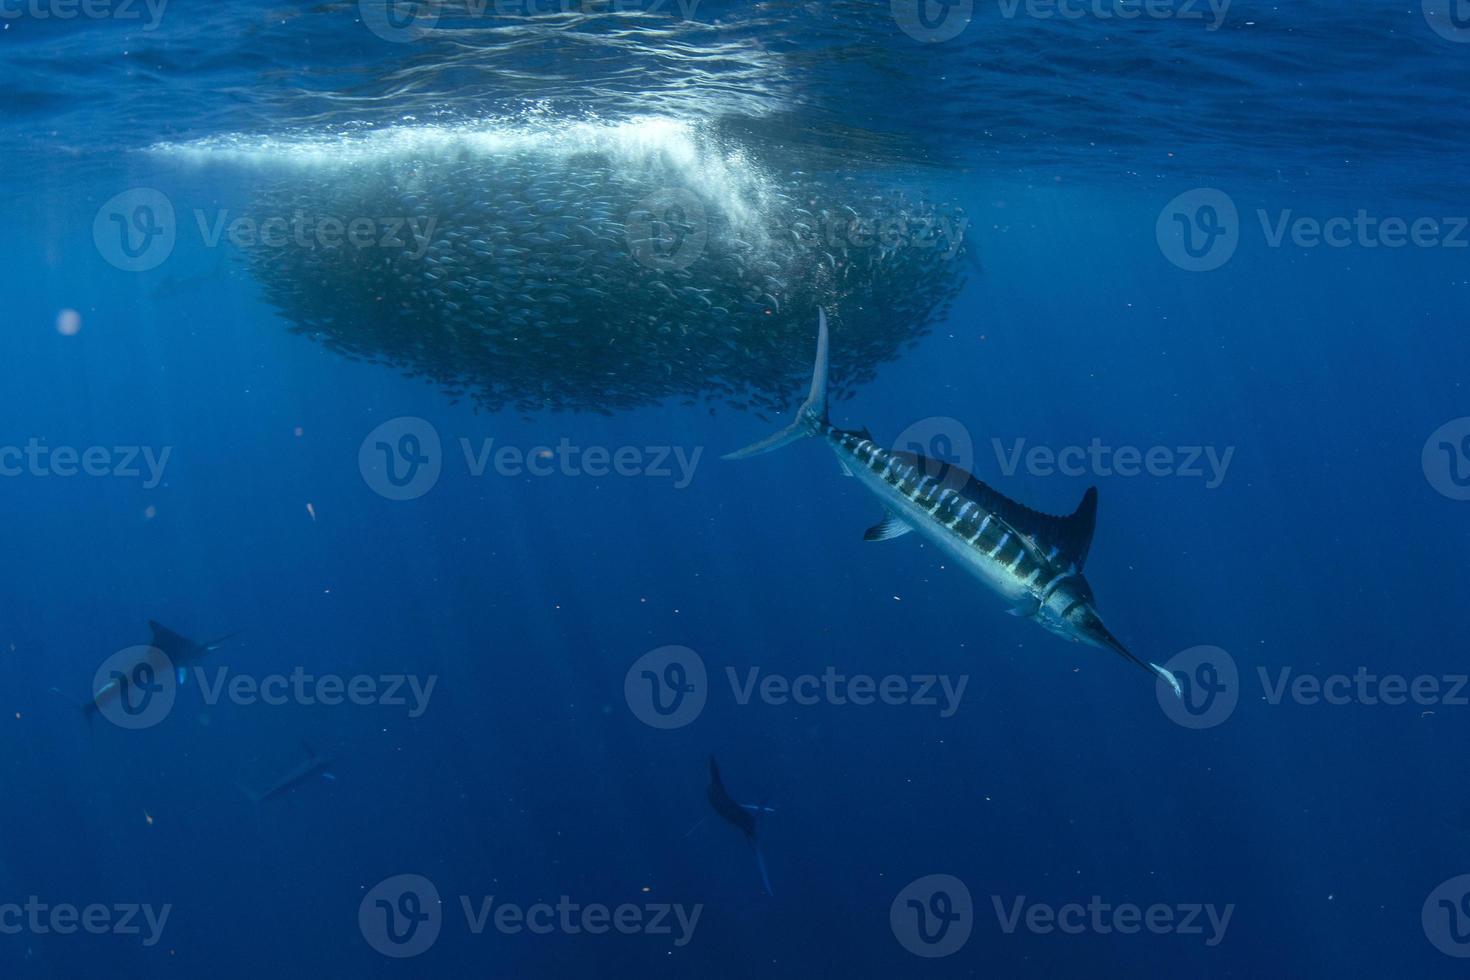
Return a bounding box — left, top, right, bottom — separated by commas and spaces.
722, 308, 1183, 700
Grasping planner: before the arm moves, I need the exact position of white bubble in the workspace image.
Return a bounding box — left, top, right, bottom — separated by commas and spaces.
56, 309, 82, 336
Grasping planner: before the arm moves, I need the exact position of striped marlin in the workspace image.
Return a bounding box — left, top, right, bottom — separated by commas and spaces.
724, 309, 1182, 698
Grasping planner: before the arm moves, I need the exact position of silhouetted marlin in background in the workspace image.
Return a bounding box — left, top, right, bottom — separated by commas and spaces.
705, 756, 775, 896
723, 309, 1183, 699
240, 741, 335, 804
64, 620, 241, 725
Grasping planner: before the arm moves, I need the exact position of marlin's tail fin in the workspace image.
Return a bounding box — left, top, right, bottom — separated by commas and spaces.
722, 308, 829, 460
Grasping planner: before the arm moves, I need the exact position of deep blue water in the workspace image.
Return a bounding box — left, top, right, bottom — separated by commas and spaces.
4, 2, 1470, 977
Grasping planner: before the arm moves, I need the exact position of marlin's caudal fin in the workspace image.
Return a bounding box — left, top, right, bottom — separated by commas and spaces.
722, 309, 829, 460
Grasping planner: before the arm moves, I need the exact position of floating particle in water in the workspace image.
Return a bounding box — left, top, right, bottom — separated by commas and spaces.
143, 505, 157, 521
56, 309, 81, 336
306, 502, 317, 523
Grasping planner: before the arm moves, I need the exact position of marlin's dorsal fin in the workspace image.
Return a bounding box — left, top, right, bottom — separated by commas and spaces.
148, 620, 196, 654
1057, 486, 1099, 569
1001, 485, 1098, 569
864, 513, 913, 542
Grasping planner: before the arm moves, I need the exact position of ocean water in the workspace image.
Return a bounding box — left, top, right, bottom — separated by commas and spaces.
4, 2, 1470, 977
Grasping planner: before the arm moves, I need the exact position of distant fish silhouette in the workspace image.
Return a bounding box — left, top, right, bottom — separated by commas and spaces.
705, 755, 776, 896
56, 620, 241, 726
240, 740, 334, 804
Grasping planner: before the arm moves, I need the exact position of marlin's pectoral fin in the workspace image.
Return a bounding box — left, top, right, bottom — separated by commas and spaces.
838, 457, 854, 477
863, 513, 913, 542
1007, 595, 1041, 618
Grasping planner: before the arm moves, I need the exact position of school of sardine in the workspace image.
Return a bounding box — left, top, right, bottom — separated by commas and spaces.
237, 137, 971, 415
